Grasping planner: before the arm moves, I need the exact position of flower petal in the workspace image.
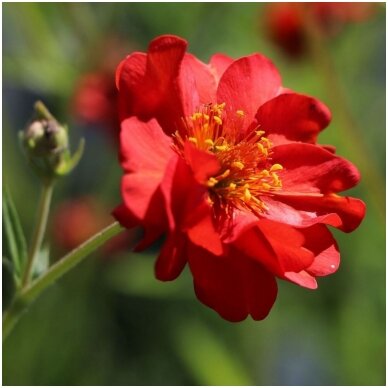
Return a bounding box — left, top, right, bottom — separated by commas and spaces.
284, 271, 318, 289
264, 194, 365, 232
120, 117, 173, 173
117, 35, 218, 134
272, 143, 361, 193
255, 93, 331, 145
155, 232, 187, 281
209, 53, 234, 83
217, 54, 282, 131
302, 225, 340, 276
159, 153, 223, 256
188, 244, 278, 321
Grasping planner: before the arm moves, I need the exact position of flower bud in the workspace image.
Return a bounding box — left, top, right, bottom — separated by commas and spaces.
20, 101, 84, 181
23, 119, 68, 157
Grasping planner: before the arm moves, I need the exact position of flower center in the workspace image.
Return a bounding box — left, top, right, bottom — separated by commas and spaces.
174, 103, 283, 215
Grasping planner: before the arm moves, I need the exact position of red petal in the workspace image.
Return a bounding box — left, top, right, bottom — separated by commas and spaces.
217, 54, 282, 132
302, 225, 340, 276
256, 93, 331, 145
272, 143, 361, 193
120, 117, 172, 173
264, 194, 365, 232
188, 244, 278, 321
183, 141, 220, 184
159, 154, 223, 256
209, 53, 234, 83
117, 35, 218, 135
155, 233, 187, 281
284, 271, 318, 289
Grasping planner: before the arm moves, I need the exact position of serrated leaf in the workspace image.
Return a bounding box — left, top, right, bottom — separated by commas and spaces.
2, 184, 28, 280
3, 257, 16, 310
31, 243, 50, 280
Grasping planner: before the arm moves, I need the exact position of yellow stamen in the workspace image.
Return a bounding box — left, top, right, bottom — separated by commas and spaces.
236, 110, 245, 117
232, 161, 245, 170
213, 116, 222, 125
243, 188, 252, 201
188, 137, 198, 144
205, 139, 214, 147
207, 177, 219, 187
229, 182, 236, 190
270, 163, 283, 172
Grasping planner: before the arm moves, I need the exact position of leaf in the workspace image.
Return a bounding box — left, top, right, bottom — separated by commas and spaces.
3, 258, 16, 310
31, 244, 50, 280
2, 184, 28, 280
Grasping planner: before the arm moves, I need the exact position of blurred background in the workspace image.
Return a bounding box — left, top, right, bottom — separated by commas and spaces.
2, 3, 385, 385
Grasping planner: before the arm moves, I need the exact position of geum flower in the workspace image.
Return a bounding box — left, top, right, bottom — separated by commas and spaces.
265, 2, 376, 58
113, 35, 365, 321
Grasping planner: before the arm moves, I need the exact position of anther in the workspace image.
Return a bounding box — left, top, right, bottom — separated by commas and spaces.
232, 161, 245, 170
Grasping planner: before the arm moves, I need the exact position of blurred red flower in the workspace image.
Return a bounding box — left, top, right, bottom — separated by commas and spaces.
113, 35, 365, 321
53, 196, 135, 256
72, 71, 118, 133
71, 36, 135, 140
265, 2, 375, 58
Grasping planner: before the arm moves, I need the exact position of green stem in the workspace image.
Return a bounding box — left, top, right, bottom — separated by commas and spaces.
3, 221, 124, 342
303, 9, 385, 223
22, 182, 54, 286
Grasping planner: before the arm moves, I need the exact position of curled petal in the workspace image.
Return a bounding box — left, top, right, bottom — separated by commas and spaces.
255, 93, 331, 145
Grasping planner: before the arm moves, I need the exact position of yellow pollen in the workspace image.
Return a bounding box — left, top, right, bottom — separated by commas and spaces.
232, 161, 245, 170
243, 188, 252, 201
205, 139, 214, 147
203, 114, 210, 121
188, 137, 198, 144
215, 145, 229, 151
261, 169, 270, 177
207, 177, 219, 187
213, 116, 222, 125
236, 110, 245, 117
256, 130, 265, 137
261, 183, 272, 190
270, 163, 283, 172
229, 182, 237, 190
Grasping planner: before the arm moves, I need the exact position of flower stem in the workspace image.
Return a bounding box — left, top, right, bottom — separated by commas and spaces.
22, 182, 54, 286
3, 221, 124, 342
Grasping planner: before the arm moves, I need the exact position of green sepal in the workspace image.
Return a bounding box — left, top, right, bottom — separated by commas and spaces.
54, 138, 85, 176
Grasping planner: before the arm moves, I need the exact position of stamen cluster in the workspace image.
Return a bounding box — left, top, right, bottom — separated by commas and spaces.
174, 103, 283, 215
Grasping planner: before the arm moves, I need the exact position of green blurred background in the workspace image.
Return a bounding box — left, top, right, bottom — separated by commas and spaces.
2, 3, 385, 385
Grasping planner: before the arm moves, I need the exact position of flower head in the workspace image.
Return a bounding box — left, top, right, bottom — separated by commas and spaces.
113, 35, 365, 321
265, 2, 376, 58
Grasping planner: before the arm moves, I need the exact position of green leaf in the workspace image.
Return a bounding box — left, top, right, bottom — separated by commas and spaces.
2, 184, 28, 280
3, 258, 16, 310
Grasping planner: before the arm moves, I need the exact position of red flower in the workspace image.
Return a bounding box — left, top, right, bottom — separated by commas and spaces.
53, 196, 135, 255
265, 2, 376, 58
113, 35, 365, 321
72, 71, 118, 134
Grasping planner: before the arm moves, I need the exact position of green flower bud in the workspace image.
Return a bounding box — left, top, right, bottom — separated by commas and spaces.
20, 101, 84, 182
